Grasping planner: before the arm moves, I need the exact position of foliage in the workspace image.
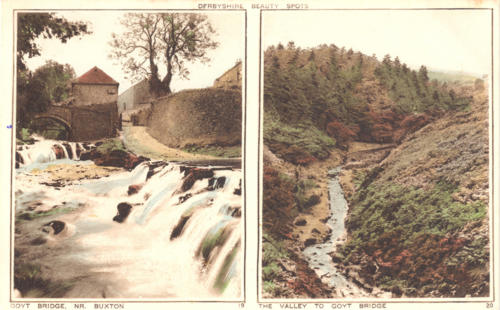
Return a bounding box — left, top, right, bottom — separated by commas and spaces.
182, 144, 241, 158
110, 13, 219, 96
264, 117, 334, 164
338, 176, 488, 295
326, 121, 358, 149
295, 179, 320, 211
17, 13, 90, 71
94, 138, 127, 154
262, 233, 290, 295
16, 128, 35, 145
263, 281, 279, 295
374, 59, 470, 113
346, 181, 485, 246
16, 14, 85, 135
17, 61, 76, 131
262, 167, 296, 236
14, 263, 73, 297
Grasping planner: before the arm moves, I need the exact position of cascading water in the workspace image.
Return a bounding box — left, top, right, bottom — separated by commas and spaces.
14, 139, 243, 299
16, 136, 87, 168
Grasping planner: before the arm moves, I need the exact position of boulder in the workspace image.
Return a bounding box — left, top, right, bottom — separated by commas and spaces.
181, 167, 214, 192
146, 162, 167, 180
127, 184, 143, 196
178, 193, 192, 204
62, 143, 73, 159
81, 149, 149, 170
79, 149, 99, 161
170, 215, 191, 240
43, 220, 66, 235
208, 176, 226, 190
320, 216, 330, 223
233, 179, 242, 195
113, 202, 133, 223
304, 238, 317, 247
16, 151, 24, 166
76, 143, 83, 157
295, 218, 307, 226
52, 144, 66, 159
228, 206, 241, 217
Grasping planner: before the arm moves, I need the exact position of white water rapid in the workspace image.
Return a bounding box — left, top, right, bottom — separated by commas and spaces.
14, 139, 242, 299
16, 136, 87, 168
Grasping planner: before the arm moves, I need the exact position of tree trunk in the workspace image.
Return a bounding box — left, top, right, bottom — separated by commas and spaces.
149, 62, 167, 98
162, 60, 173, 94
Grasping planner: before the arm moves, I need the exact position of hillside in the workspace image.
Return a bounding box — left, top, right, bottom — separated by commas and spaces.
262, 43, 489, 298
336, 83, 489, 297
263, 43, 470, 164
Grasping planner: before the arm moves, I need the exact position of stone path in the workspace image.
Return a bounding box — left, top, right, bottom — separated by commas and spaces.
121, 126, 215, 161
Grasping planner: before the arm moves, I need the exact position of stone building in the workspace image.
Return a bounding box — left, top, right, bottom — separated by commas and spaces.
117, 79, 152, 113
71, 66, 119, 106
213, 61, 242, 89
36, 66, 121, 141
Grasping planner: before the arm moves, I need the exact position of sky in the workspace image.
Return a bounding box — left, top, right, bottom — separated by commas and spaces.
262, 9, 492, 76
24, 11, 245, 94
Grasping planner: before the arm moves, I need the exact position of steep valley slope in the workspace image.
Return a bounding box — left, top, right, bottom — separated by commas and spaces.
335, 84, 489, 297
261, 43, 490, 298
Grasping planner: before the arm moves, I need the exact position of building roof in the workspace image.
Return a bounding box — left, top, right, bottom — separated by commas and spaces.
73, 66, 119, 85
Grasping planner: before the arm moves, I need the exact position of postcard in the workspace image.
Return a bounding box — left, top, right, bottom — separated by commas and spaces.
0, 1, 498, 310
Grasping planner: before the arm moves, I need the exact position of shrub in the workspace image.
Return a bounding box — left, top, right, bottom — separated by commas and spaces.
326, 121, 357, 148
262, 167, 296, 236
340, 178, 488, 295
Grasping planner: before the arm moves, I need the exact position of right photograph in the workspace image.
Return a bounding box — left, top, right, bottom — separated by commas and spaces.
260, 9, 492, 299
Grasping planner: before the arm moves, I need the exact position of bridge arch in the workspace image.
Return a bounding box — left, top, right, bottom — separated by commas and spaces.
33, 114, 72, 140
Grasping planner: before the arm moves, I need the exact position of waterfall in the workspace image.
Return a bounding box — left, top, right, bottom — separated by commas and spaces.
16, 137, 87, 168
14, 144, 242, 298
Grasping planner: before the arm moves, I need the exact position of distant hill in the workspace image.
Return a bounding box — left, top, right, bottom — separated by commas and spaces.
428, 70, 482, 85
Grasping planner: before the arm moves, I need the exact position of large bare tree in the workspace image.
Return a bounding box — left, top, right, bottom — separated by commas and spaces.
109, 13, 219, 97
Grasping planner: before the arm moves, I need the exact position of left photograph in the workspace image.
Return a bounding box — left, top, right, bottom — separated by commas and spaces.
13, 11, 244, 300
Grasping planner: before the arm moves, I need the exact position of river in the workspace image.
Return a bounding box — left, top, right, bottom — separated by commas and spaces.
14, 137, 242, 299
302, 167, 372, 298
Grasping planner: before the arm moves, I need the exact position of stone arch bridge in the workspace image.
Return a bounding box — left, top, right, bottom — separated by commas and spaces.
34, 103, 119, 141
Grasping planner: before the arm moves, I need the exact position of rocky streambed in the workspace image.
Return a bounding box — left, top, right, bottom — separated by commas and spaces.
301, 167, 390, 298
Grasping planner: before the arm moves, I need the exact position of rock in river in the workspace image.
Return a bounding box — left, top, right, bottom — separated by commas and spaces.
113, 202, 133, 223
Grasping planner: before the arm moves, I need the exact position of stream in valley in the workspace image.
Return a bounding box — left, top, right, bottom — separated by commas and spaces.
302, 167, 371, 298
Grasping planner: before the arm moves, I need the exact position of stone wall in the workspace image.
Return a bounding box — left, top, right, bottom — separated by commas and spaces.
69, 103, 119, 141
147, 88, 241, 148
72, 84, 118, 106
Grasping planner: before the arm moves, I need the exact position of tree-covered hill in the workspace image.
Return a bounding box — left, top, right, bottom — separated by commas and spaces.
263, 42, 472, 164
